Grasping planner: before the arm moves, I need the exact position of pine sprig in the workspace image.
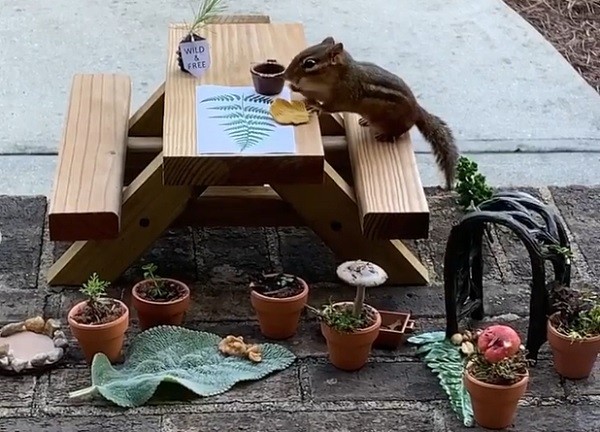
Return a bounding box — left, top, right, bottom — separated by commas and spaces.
187, 0, 228, 35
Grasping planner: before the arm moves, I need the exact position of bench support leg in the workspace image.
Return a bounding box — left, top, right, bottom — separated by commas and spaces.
47, 154, 196, 285
272, 163, 429, 285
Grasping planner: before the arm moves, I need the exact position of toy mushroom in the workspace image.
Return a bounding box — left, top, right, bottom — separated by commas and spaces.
336, 260, 388, 316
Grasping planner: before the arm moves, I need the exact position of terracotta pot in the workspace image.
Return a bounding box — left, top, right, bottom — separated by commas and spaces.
320, 302, 382, 371
250, 275, 309, 339
464, 368, 529, 430
68, 300, 129, 364
131, 278, 191, 331
250, 59, 285, 96
547, 312, 600, 379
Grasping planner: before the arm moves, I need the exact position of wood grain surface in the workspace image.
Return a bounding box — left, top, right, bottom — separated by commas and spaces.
272, 163, 429, 285
48, 73, 131, 241
162, 22, 324, 185
344, 113, 430, 240
47, 154, 195, 286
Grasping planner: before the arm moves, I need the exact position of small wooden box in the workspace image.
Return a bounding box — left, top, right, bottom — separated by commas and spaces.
374, 311, 415, 350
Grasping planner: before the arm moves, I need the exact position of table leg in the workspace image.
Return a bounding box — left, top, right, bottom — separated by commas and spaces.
272, 163, 429, 285
47, 153, 196, 286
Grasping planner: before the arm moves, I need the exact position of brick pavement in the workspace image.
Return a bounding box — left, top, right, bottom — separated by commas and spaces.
0, 187, 599, 431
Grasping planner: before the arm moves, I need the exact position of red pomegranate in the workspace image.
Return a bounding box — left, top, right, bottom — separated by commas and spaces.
477, 325, 521, 363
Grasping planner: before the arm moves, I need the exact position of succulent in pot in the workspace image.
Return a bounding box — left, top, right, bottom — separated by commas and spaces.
463, 324, 531, 430
547, 282, 600, 379
131, 263, 191, 331
67, 273, 129, 364
250, 272, 309, 340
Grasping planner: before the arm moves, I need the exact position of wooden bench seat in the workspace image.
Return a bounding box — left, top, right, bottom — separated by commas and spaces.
344, 113, 430, 240
48, 73, 131, 241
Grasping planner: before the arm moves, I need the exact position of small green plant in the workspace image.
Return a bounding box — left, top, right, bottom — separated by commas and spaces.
306, 300, 366, 332
142, 263, 168, 299
455, 156, 493, 210
550, 282, 600, 339
80, 273, 112, 321
546, 244, 574, 261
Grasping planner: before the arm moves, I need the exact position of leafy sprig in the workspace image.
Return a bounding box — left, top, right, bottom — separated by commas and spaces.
455, 156, 493, 211
467, 349, 531, 386
550, 282, 600, 339
306, 301, 369, 332
142, 263, 168, 299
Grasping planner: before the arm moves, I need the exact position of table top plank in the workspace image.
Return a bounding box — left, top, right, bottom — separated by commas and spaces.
163, 23, 324, 186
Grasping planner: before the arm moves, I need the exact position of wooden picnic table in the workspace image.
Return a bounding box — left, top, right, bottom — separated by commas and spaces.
46, 15, 431, 287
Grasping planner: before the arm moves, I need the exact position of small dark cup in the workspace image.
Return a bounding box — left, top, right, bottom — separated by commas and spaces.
250, 59, 285, 96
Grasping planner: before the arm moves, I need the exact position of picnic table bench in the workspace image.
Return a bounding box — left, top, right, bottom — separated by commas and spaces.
46, 14, 431, 287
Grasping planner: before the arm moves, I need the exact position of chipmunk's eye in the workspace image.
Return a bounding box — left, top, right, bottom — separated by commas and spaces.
302, 58, 317, 69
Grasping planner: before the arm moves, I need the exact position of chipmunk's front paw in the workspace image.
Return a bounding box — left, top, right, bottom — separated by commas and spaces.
358, 117, 369, 127
304, 100, 322, 115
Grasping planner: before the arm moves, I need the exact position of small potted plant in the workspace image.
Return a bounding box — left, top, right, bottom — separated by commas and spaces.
131, 263, 191, 331
250, 272, 309, 340
176, 0, 227, 76
463, 324, 531, 430
307, 260, 386, 371
547, 282, 600, 379
67, 273, 129, 364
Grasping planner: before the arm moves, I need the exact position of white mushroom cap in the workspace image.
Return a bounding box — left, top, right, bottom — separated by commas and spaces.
336, 260, 388, 287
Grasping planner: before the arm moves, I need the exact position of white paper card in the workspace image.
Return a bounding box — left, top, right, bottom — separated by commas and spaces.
195, 85, 296, 155
179, 39, 211, 77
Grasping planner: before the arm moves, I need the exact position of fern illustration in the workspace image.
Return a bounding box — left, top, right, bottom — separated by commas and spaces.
200, 93, 277, 152
408, 331, 474, 427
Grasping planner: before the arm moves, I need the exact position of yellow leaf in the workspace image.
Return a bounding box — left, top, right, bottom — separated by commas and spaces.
269, 98, 310, 125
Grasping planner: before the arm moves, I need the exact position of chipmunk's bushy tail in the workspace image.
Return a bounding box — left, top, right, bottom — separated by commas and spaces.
415, 106, 459, 190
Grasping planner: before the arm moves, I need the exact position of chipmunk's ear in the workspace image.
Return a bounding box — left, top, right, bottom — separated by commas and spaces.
328, 42, 344, 64
321, 36, 335, 45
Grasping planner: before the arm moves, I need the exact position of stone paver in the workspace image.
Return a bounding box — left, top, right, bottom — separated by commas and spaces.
0, 188, 599, 431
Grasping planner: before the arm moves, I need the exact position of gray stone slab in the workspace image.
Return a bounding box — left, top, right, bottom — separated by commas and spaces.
2, 0, 600, 155
44, 365, 300, 408
0, 416, 161, 432
444, 404, 600, 431
277, 227, 339, 284
0, 195, 45, 289
0, 374, 35, 408
162, 412, 309, 432
194, 227, 272, 287
565, 362, 600, 398
0, 289, 46, 324
306, 409, 436, 432
525, 360, 566, 400
307, 362, 445, 402
550, 186, 600, 279
120, 226, 197, 285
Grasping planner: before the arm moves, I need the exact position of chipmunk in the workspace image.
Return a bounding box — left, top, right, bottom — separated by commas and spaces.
283, 37, 460, 189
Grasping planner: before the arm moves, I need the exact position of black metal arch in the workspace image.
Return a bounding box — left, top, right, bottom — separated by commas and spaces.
443, 191, 571, 361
